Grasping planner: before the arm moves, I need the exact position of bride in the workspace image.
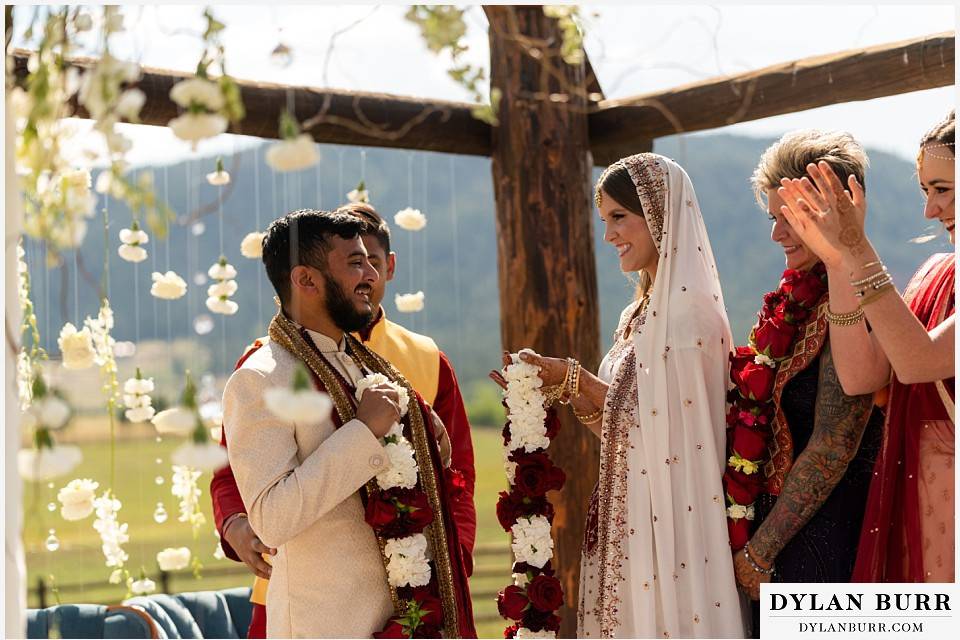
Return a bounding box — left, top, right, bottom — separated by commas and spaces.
500, 153, 745, 638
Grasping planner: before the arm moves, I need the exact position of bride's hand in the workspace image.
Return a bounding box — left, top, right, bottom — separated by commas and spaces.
488, 351, 513, 390
518, 351, 570, 388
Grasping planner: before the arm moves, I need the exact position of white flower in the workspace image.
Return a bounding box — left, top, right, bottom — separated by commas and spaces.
92, 492, 129, 568
58, 323, 96, 369
240, 232, 266, 259
377, 441, 418, 489
34, 395, 72, 430
516, 629, 556, 639
123, 377, 155, 395
118, 244, 148, 263
18, 445, 83, 482
512, 572, 529, 588
347, 184, 369, 204
115, 88, 145, 121
263, 386, 333, 424
395, 291, 425, 313
384, 534, 431, 587
754, 353, 775, 367
207, 279, 238, 299
57, 478, 99, 521
171, 465, 207, 533
150, 271, 188, 300
168, 112, 228, 150
393, 208, 427, 231
355, 374, 409, 418
265, 134, 320, 172
125, 406, 156, 423
206, 169, 230, 186
171, 442, 228, 472
511, 515, 554, 568
75, 13, 93, 31
130, 577, 155, 595
207, 261, 238, 281
156, 547, 191, 572
169, 78, 225, 112
205, 297, 239, 315
109, 569, 124, 584
503, 447, 517, 485
119, 227, 149, 246
151, 407, 196, 436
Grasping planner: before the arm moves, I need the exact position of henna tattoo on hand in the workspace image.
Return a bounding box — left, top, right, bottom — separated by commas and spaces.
833, 182, 868, 256
748, 345, 874, 563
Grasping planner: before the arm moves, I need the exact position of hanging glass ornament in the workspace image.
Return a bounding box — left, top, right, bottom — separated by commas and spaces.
153, 502, 168, 524
45, 529, 60, 552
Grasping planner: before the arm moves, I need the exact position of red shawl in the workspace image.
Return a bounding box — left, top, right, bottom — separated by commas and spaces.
853, 253, 955, 582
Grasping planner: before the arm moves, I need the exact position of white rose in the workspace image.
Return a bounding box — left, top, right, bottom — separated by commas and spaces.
393, 207, 427, 231
511, 515, 554, 568
355, 374, 409, 418
58, 323, 96, 370
395, 291, 425, 313
115, 88, 146, 121
346, 188, 369, 204
130, 577, 156, 595
265, 134, 320, 172
18, 445, 83, 482
119, 228, 149, 246
168, 112, 228, 150
376, 441, 418, 489
37, 396, 71, 430
754, 353, 776, 367
169, 78, 225, 112
385, 550, 432, 588
207, 262, 238, 281
123, 377, 155, 395
263, 387, 333, 424
125, 405, 156, 423
150, 271, 188, 300
170, 441, 228, 472
57, 478, 99, 521
205, 297, 239, 315
151, 407, 196, 436
240, 232, 266, 259
118, 244, 148, 263
726, 504, 747, 520
207, 279, 238, 299
156, 546, 191, 571
516, 628, 556, 639
206, 170, 230, 186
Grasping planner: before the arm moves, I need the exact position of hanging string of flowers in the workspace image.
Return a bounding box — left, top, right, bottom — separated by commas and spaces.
722, 264, 827, 549
496, 353, 566, 639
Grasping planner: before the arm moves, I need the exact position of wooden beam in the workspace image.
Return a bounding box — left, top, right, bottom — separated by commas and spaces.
589, 31, 955, 157
9, 48, 492, 156
485, 7, 600, 637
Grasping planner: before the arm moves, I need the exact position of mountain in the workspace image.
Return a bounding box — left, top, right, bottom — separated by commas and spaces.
25, 133, 947, 411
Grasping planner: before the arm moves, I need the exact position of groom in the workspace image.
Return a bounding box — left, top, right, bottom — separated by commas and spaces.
221, 209, 475, 638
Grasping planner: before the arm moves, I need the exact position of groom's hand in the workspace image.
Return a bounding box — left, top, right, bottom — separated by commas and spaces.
223, 515, 275, 580
356, 383, 402, 438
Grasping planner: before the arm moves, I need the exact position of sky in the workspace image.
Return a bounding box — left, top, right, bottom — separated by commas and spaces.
9, 3, 957, 167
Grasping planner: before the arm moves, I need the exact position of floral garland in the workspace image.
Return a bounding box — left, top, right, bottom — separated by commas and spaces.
496, 356, 566, 639
354, 374, 445, 639
722, 263, 827, 549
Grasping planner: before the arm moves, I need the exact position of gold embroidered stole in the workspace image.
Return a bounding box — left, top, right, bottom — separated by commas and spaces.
765, 298, 830, 495
268, 313, 459, 637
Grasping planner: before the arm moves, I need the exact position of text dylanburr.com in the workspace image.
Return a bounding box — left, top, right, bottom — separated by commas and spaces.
760, 583, 956, 638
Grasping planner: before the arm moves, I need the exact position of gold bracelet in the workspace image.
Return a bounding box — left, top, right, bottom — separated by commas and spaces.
859, 281, 896, 307
573, 406, 603, 425
850, 268, 889, 288
825, 306, 865, 326
854, 274, 893, 298
860, 260, 882, 271
559, 358, 579, 405
569, 362, 581, 400
541, 384, 564, 406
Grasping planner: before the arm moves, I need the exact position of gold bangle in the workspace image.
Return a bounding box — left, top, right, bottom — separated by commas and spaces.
860, 260, 882, 271
570, 363, 581, 400
854, 274, 893, 298
859, 281, 896, 307
574, 406, 603, 425
850, 268, 889, 288
559, 358, 579, 405
825, 306, 865, 326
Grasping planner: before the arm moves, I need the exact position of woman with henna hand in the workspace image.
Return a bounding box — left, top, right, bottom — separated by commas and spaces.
777, 111, 955, 583
728, 131, 884, 637
493, 154, 745, 638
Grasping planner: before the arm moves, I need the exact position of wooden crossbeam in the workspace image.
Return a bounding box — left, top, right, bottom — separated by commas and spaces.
589, 31, 955, 158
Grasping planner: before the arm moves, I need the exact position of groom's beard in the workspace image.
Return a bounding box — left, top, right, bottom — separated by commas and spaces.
323, 272, 375, 333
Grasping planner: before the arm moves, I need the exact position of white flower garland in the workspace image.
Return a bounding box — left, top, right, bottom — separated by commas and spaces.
123, 369, 155, 423
206, 257, 239, 315
171, 465, 206, 537
92, 491, 130, 570
118, 223, 149, 263
58, 478, 99, 521
355, 374, 432, 588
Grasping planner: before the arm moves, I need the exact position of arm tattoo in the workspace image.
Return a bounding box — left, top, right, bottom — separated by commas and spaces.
749, 345, 874, 562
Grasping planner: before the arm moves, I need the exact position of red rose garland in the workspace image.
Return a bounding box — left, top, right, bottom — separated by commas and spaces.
496, 357, 567, 639
722, 264, 827, 549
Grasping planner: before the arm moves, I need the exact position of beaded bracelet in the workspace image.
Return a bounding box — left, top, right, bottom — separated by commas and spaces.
859, 281, 896, 307
854, 274, 894, 298
743, 541, 775, 575
825, 306, 865, 326
573, 406, 603, 425
559, 358, 580, 405
851, 268, 889, 288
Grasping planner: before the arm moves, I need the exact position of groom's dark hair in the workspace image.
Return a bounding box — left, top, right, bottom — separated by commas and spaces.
262, 208, 366, 306
336, 202, 392, 254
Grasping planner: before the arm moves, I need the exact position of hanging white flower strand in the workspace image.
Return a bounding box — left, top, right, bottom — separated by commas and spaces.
123, 368, 156, 423
161, 371, 228, 472
206, 256, 239, 315
18, 375, 81, 482
129, 568, 156, 595
393, 207, 427, 231
58, 322, 96, 370
92, 490, 130, 581
150, 270, 188, 300
171, 464, 206, 537
347, 180, 370, 204
118, 221, 149, 263
58, 478, 100, 521
266, 110, 320, 173
206, 156, 231, 186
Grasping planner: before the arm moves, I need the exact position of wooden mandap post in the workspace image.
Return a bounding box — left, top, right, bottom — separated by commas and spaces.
486, 6, 602, 635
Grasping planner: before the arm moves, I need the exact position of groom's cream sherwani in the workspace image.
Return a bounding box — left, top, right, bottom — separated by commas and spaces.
222, 329, 393, 638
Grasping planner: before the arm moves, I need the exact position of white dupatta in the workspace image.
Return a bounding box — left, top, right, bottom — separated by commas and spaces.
587, 154, 746, 638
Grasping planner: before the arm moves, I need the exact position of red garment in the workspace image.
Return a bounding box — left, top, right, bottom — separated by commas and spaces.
852, 253, 955, 582
247, 603, 266, 639
209, 335, 478, 636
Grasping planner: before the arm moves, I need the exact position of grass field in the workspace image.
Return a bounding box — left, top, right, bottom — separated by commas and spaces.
22, 423, 512, 638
